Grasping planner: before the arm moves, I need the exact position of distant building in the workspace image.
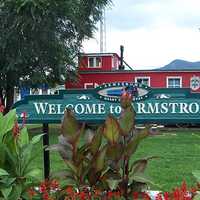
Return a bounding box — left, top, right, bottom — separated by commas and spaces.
66, 52, 200, 93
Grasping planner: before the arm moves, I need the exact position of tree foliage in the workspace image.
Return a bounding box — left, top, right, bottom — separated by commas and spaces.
0, 0, 111, 111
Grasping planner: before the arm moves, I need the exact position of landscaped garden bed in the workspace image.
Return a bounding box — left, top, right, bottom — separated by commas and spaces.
1, 93, 200, 199
27, 128, 200, 199
30, 127, 200, 192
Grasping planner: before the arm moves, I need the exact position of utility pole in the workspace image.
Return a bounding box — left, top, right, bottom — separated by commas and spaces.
100, 9, 106, 53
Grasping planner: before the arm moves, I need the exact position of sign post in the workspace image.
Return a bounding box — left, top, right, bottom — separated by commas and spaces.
42, 123, 50, 179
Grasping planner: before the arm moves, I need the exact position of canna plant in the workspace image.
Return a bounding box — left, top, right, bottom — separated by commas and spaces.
0, 104, 43, 200
49, 90, 156, 199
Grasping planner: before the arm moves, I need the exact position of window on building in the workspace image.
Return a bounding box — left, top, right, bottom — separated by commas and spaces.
167, 77, 182, 88
88, 57, 102, 68
84, 83, 94, 89
84, 83, 99, 89
135, 77, 150, 86
112, 56, 120, 69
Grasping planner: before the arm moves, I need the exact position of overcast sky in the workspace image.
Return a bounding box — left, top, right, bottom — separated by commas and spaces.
83, 0, 200, 69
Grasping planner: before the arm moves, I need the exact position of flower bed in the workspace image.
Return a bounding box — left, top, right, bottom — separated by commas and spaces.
27, 180, 199, 200
1, 93, 200, 200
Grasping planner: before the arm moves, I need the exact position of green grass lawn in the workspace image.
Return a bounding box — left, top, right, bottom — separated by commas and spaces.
28, 126, 200, 191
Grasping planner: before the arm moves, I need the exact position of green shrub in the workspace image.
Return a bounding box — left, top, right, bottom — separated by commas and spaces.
48, 91, 156, 199
0, 109, 43, 200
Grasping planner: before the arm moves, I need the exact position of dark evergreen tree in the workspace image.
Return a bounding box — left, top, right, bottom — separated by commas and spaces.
0, 0, 111, 112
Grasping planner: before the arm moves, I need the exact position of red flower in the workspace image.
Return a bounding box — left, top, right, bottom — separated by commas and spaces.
66, 186, 74, 195
142, 192, 151, 200
120, 91, 133, 108
27, 187, 36, 199
12, 122, 20, 138
77, 191, 87, 200
107, 191, 114, 199
50, 179, 60, 191
163, 192, 170, 200
181, 180, 187, 194
0, 99, 4, 113
173, 188, 181, 200
190, 187, 197, 193
0, 105, 4, 113
171, 181, 193, 200
155, 193, 163, 200
133, 191, 139, 200
94, 189, 101, 198
39, 181, 48, 193
42, 192, 49, 200
66, 186, 76, 199
21, 112, 27, 127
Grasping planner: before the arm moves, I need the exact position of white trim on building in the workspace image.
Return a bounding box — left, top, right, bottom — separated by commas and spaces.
135, 76, 151, 86
166, 76, 182, 88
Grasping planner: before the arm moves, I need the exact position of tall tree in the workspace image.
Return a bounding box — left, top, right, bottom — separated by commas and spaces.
0, 0, 111, 112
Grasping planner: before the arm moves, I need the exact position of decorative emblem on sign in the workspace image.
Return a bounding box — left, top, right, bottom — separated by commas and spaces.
155, 94, 171, 99
190, 76, 200, 91
95, 82, 150, 102
77, 95, 90, 100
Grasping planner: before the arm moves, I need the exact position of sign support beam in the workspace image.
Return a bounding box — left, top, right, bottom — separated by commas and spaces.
42, 123, 50, 179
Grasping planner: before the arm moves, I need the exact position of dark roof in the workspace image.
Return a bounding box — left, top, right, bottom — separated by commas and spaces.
156, 59, 200, 71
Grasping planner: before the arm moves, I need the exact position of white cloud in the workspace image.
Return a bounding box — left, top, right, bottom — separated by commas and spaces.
83, 0, 200, 69
107, 0, 200, 29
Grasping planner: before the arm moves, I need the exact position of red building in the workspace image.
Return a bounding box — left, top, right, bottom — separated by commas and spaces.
66, 52, 200, 92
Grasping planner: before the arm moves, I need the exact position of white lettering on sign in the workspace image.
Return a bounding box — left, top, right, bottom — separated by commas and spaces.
109, 105, 121, 114
33, 102, 106, 115
115, 106, 121, 114
98, 104, 106, 114
148, 103, 160, 114
33, 102, 200, 116
137, 103, 147, 114
135, 102, 200, 114
189, 103, 199, 113
179, 103, 189, 114
57, 104, 64, 114
34, 103, 65, 115
160, 103, 168, 114
85, 104, 96, 114
169, 103, 179, 113
49, 104, 57, 114
34, 102, 48, 114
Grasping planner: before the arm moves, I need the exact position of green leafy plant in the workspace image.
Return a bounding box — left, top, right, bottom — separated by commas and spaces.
0, 108, 43, 200
49, 91, 156, 199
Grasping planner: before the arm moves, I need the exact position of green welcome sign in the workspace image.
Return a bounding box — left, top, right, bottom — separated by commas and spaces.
13, 82, 200, 124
